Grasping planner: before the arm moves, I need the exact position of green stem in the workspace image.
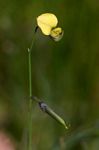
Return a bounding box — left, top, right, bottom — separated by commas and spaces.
28, 34, 36, 150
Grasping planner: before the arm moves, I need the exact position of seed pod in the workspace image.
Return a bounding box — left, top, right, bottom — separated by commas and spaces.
39, 101, 68, 129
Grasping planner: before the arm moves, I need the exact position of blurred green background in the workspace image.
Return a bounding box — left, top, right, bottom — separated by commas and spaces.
0, 0, 99, 149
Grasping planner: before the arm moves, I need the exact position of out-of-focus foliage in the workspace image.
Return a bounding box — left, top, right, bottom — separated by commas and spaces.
0, 0, 99, 149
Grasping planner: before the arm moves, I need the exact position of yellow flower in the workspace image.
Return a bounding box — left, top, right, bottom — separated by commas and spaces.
50, 27, 64, 42
37, 13, 58, 35
37, 13, 64, 41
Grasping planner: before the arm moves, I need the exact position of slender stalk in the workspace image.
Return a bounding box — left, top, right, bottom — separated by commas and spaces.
28, 33, 36, 150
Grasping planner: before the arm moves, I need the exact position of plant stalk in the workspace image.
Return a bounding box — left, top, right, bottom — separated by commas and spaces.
28, 33, 36, 150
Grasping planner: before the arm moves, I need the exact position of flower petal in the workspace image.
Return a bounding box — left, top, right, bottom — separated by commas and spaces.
37, 13, 58, 35
37, 22, 51, 35
50, 27, 64, 41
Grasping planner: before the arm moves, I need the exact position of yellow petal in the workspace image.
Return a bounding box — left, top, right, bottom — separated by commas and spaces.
37, 13, 58, 35
37, 22, 51, 35
50, 27, 64, 41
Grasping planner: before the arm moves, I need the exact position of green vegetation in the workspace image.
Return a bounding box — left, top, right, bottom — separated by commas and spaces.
0, 0, 99, 149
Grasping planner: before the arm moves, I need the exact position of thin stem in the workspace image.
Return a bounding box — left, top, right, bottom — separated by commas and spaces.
28, 48, 32, 97
28, 33, 36, 150
28, 49, 32, 150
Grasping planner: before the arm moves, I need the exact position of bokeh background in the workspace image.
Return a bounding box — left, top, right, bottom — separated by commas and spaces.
0, 0, 99, 149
